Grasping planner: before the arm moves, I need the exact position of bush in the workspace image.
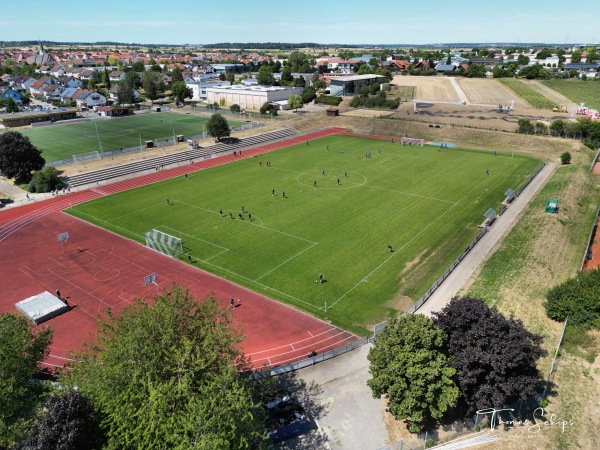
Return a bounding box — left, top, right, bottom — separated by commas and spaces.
229, 104, 240, 113
28, 167, 63, 193
545, 268, 600, 328
314, 95, 342, 106
560, 152, 571, 165
259, 102, 277, 116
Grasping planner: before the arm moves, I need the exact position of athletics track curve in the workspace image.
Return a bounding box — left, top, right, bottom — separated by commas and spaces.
0, 128, 359, 370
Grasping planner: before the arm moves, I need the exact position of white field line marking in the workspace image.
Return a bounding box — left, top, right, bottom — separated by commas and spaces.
254, 242, 317, 282
176, 200, 317, 245
198, 258, 320, 310
366, 184, 457, 204
329, 157, 516, 309
160, 225, 230, 261
107, 202, 165, 221
160, 225, 229, 251
70, 210, 144, 240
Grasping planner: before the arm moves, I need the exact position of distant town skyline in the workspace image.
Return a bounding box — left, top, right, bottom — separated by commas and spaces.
1, 0, 598, 46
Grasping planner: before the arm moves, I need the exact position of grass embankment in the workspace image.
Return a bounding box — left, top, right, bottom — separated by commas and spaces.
499, 78, 556, 109
465, 155, 600, 450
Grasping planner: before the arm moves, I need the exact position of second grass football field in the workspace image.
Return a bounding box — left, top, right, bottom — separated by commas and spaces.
67, 135, 540, 334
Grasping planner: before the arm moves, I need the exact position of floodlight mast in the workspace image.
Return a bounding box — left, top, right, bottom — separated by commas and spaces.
93, 112, 104, 158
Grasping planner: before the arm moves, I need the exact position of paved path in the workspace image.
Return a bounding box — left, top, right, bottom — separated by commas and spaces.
290, 162, 556, 449
449, 77, 469, 105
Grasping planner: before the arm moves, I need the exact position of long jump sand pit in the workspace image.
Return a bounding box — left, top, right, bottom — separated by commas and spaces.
392, 75, 459, 103
340, 109, 395, 118
456, 78, 527, 107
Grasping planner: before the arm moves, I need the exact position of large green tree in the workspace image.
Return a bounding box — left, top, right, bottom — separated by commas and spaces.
5, 97, 19, 113
433, 297, 547, 414
288, 95, 303, 112
170, 81, 193, 105
65, 284, 268, 449
545, 268, 600, 328
0, 131, 45, 184
116, 82, 135, 105
256, 65, 275, 86
367, 314, 460, 433
16, 390, 100, 450
0, 313, 53, 448
142, 71, 165, 102
206, 113, 231, 141
170, 65, 183, 83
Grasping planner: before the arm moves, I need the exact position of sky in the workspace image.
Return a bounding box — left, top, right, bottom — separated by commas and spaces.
1, 0, 598, 46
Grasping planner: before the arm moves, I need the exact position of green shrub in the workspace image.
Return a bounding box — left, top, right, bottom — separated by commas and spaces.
28, 166, 63, 193
545, 268, 600, 328
314, 95, 342, 106
560, 152, 571, 165
229, 104, 240, 113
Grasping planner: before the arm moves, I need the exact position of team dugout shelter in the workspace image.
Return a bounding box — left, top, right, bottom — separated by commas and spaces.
0, 110, 77, 128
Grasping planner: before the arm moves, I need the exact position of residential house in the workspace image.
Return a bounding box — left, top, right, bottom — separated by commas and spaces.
29, 76, 56, 97
435, 64, 457, 74
40, 84, 65, 101
108, 71, 126, 82
58, 76, 84, 89
391, 60, 411, 72
0, 86, 23, 103
107, 86, 141, 103
72, 89, 107, 108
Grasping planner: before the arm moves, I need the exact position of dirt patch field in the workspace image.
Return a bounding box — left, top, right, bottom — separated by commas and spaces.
456, 78, 528, 107
340, 109, 395, 118
392, 75, 459, 103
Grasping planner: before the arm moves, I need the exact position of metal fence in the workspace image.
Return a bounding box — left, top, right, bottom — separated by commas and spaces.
590, 147, 600, 172
515, 162, 547, 197
580, 205, 600, 271
266, 336, 370, 376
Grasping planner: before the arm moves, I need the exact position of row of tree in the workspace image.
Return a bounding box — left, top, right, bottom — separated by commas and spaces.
368, 297, 547, 432
0, 285, 274, 449
517, 117, 600, 148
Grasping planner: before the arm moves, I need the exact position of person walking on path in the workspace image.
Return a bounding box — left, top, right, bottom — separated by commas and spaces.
230, 297, 235, 308
387, 244, 393, 252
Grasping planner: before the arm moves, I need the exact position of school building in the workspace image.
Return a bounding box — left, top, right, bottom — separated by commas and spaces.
205, 85, 303, 110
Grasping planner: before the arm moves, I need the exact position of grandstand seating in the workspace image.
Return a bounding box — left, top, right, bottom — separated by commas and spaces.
66, 128, 298, 188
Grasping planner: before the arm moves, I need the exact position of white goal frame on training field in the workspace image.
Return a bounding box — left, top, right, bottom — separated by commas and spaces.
144, 229, 183, 257
72, 150, 102, 165
400, 137, 424, 147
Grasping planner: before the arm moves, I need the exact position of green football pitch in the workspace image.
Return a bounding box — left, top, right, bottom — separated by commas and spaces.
18, 112, 243, 163
67, 135, 540, 334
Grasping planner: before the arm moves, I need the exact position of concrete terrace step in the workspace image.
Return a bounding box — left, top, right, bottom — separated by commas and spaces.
67, 128, 298, 188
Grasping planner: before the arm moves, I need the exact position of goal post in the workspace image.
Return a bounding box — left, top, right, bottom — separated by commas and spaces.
144, 229, 183, 257
73, 151, 102, 165
400, 137, 424, 147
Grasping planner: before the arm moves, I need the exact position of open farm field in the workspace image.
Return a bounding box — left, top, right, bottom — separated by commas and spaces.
392, 76, 459, 103
67, 134, 540, 334
499, 78, 557, 109
14, 112, 242, 163
458, 78, 528, 107
541, 79, 600, 111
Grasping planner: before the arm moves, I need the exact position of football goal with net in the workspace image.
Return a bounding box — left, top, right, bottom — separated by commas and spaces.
72, 151, 102, 165
144, 229, 183, 257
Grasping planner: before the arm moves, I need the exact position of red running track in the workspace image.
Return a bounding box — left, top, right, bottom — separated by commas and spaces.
0, 128, 358, 370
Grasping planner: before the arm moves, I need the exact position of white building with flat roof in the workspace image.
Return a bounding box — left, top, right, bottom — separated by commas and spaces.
205, 85, 303, 109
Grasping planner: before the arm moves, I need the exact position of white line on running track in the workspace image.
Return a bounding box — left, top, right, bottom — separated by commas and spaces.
329, 157, 516, 309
